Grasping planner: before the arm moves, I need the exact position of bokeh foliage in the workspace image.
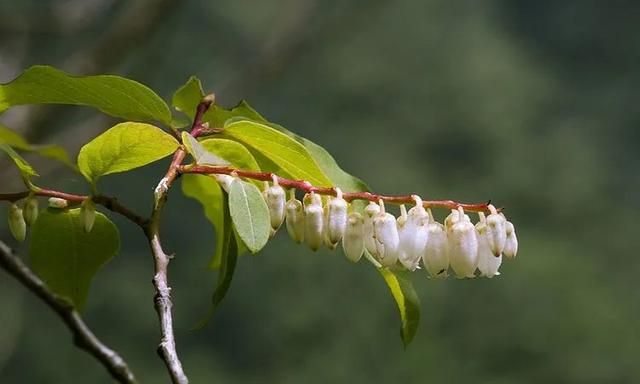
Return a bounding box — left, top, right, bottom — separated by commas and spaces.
1, 0, 639, 383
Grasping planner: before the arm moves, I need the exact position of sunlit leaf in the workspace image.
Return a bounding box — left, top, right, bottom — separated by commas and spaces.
29, 208, 120, 310
228, 178, 270, 253
181, 132, 230, 166
200, 138, 260, 171
78, 122, 179, 183
379, 268, 421, 346
0, 65, 172, 124
223, 121, 332, 187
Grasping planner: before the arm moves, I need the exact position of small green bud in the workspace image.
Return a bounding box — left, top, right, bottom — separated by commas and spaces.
23, 197, 39, 226
80, 199, 96, 233
8, 203, 26, 242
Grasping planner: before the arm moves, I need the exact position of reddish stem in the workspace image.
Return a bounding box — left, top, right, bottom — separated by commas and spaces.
179, 165, 493, 213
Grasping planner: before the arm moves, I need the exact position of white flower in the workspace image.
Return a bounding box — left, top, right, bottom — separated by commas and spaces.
448, 207, 478, 278
397, 196, 429, 271
303, 192, 324, 251
486, 205, 507, 256
503, 221, 518, 258
476, 212, 502, 278
423, 209, 449, 278
285, 193, 304, 244
262, 177, 286, 235
342, 212, 365, 262
363, 201, 380, 255
372, 200, 399, 267
324, 188, 348, 249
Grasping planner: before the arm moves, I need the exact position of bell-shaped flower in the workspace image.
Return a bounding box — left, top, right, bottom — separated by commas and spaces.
486, 204, 506, 256
444, 208, 460, 232
397, 196, 429, 271
502, 221, 518, 258
303, 192, 324, 251
476, 213, 502, 278
363, 201, 380, 255
8, 203, 26, 242
372, 200, 399, 267
342, 212, 365, 263
262, 177, 286, 235
423, 209, 449, 278
448, 207, 478, 278
324, 188, 348, 249
285, 192, 304, 244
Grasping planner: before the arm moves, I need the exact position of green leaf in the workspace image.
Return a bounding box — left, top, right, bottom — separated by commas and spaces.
29, 208, 120, 310
172, 76, 204, 120
171, 76, 265, 127
181, 132, 230, 166
223, 121, 332, 187
206, 100, 267, 127
0, 124, 73, 167
181, 174, 226, 269
193, 193, 239, 329
0, 65, 172, 125
0, 143, 38, 179
200, 138, 260, 171
77, 122, 179, 183
228, 178, 270, 253
379, 268, 421, 346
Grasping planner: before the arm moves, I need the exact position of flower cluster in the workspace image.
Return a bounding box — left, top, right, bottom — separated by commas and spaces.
262, 180, 518, 278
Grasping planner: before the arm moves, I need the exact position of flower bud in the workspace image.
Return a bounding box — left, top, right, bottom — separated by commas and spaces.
363, 202, 380, 255
423, 214, 449, 278
342, 212, 364, 263
324, 188, 348, 249
285, 194, 304, 244
372, 200, 399, 267
476, 213, 502, 278
80, 199, 96, 233
397, 197, 429, 271
23, 197, 39, 226
502, 221, 518, 258
8, 203, 26, 242
303, 192, 324, 251
262, 179, 286, 235
486, 205, 506, 256
448, 207, 478, 278
48, 197, 69, 209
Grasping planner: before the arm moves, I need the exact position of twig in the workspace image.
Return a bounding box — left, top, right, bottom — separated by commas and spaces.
0, 240, 137, 384
140, 97, 216, 384
0, 190, 148, 228
179, 165, 493, 213
145, 148, 188, 384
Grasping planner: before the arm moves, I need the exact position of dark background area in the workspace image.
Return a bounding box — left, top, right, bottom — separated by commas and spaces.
1, 0, 639, 383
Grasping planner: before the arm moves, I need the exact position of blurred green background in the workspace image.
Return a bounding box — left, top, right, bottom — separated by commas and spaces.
1, 0, 639, 383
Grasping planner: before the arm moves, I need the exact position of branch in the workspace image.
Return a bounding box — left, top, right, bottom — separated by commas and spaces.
0, 241, 137, 384
140, 97, 216, 384
0, 190, 148, 228
179, 165, 495, 213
